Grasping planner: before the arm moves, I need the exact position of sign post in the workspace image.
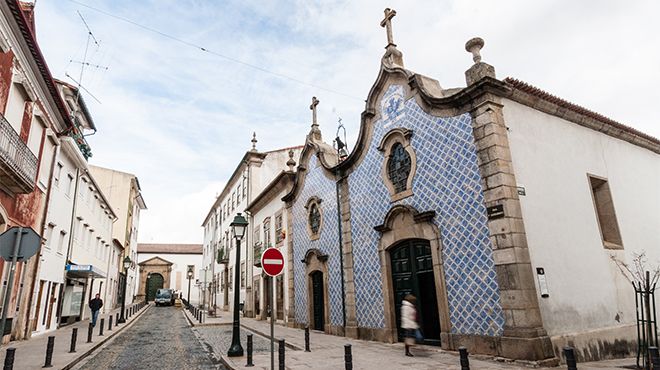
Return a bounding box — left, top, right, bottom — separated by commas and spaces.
261, 248, 284, 370
0, 227, 41, 340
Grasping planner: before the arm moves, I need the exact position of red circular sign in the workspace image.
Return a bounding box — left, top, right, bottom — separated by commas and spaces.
261, 248, 284, 277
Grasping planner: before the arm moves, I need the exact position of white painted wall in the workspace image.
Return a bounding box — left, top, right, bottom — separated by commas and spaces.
251, 186, 290, 323
136, 252, 203, 304
504, 99, 660, 339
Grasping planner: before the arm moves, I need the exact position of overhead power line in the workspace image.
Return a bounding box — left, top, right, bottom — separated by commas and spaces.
68, 0, 363, 101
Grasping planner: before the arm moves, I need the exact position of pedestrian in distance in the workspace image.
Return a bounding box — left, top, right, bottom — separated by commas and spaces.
89, 293, 103, 327
401, 294, 419, 357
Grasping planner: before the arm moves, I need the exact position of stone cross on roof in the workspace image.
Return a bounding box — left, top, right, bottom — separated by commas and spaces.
251, 132, 258, 151
380, 8, 397, 47
309, 96, 322, 140
310, 96, 320, 128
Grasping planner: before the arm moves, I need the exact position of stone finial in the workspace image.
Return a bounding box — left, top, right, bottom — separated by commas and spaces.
251, 132, 258, 151
286, 149, 296, 171
465, 37, 484, 64
464, 37, 495, 85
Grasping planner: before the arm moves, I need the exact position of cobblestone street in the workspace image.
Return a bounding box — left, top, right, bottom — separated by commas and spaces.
74, 306, 221, 370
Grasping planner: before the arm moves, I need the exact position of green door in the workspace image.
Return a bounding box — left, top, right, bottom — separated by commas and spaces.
146, 273, 164, 301
390, 239, 441, 345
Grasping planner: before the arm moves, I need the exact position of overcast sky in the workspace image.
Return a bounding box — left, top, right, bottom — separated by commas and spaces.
34, 0, 660, 244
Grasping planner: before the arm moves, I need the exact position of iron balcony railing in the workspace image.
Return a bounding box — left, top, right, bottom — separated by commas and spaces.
0, 113, 37, 194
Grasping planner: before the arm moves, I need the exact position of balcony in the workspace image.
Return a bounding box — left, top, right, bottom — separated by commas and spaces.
0, 113, 37, 194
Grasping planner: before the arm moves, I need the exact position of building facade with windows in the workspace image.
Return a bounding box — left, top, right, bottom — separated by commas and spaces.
31, 79, 98, 335
283, 11, 660, 364
0, 0, 92, 342
59, 168, 117, 325
245, 160, 296, 324
201, 137, 301, 318
89, 165, 147, 305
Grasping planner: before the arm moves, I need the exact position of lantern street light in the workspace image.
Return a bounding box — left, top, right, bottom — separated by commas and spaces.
227, 213, 248, 357
118, 256, 132, 323
187, 266, 194, 308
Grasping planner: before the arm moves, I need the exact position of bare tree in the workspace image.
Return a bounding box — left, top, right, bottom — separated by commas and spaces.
610, 251, 660, 285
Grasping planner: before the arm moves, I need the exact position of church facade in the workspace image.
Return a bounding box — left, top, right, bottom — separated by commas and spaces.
282, 9, 660, 363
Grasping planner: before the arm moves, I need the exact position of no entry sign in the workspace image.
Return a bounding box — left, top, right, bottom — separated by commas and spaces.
261, 247, 284, 277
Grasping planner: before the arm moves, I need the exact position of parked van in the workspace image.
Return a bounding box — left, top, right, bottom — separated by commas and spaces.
155, 289, 174, 306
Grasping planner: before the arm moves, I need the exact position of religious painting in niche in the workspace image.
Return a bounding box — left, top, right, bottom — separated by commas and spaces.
387, 142, 411, 193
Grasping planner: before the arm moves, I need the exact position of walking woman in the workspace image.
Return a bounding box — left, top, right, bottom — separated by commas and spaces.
400, 294, 419, 357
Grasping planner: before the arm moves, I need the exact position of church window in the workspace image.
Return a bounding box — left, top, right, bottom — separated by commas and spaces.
378, 128, 416, 201
305, 197, 323, 240
387, 143, 411, 193
588, 175, 623, 249
309, 204, 320, 234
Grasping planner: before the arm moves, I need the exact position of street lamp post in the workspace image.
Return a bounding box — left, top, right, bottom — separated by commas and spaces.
227, 213, 248, 357
187, 267, 193, 307
118, 256, 132, 324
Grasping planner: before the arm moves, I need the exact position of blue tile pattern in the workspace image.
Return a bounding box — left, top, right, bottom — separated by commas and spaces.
292, 155, 343, 326
348, 84, 505, 335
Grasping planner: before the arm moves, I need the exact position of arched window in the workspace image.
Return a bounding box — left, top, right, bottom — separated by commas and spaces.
387, 143, 411, 193
378, 128, 416, 201
305, 197, 323, 240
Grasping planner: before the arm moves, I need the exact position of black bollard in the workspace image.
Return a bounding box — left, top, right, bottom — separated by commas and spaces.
69, 328, 78, 353
125, 309, 128, 319
246, 334, 254, 367
108, 315, 113, 331
4, 347, 15, 370
649, 347, 659, 368
115, 313, 119, 325
344, 344, 352, 370
564, 347, 577, 370
99, 318, 104, 336
43, 335, 55, 368
278, 339, 285, 370
87, 323, 93, 343
304, 327, 310, 352
459, 346, 470, 370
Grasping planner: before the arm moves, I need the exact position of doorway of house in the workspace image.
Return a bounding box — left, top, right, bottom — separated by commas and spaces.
310, 271, 325, 331
146, 273, 164, 301
390, 239, 441, 345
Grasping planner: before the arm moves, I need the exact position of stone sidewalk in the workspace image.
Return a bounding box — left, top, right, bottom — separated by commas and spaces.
1, 302, 149, 369
185, 308, 640, 370
185, 309, 527, 369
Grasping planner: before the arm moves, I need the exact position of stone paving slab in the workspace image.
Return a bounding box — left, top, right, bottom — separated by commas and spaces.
1, 303, 149, 370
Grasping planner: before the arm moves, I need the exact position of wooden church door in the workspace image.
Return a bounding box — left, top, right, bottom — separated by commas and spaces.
311, 271, 325, 331
390, 239, 441, 345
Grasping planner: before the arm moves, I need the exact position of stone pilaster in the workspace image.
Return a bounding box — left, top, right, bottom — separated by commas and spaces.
469, 98, 555, 363
338, 174, 358, 338
285, 205, 297, 327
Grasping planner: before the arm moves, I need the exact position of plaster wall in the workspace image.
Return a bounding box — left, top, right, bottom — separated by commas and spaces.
504, 99, 660, 347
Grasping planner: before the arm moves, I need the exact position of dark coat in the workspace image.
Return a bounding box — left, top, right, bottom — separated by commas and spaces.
89, 297, 103, 311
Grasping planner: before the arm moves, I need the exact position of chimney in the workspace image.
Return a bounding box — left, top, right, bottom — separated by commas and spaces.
19, 2, 36, 35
